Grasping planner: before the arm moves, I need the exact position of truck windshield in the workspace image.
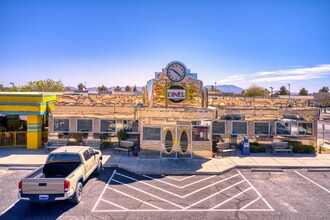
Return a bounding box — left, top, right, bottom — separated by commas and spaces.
47, 154, 81, 163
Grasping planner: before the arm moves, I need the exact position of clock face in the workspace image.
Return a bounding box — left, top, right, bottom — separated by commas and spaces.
167, 63, 186, 82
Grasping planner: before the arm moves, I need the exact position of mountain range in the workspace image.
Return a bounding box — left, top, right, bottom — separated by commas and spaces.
66, 84, 244, 93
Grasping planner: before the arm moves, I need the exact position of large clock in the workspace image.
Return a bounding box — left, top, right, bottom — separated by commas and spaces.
166, 62, 186, 82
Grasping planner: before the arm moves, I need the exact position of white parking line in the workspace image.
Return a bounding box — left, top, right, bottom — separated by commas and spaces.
91, 169, 117, 212
92, 170, 274, 212
111, 178, 184, 209
210, 187, 252, 210
184, 180, 246, 210
100, 199, 128, 210
108, 187, 164, 210
237, 170, 274, 211
163, 175, 196, 181
116, 171, 240, 198
1, 199, 19, 216
294, 170, 330, 194
143, 174, 216, 189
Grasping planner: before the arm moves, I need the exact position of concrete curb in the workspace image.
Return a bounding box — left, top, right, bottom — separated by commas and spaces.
251, 168, 283, 172
8, 167, 38, 170
2, 163, 330, 175
307, 168, 330, 172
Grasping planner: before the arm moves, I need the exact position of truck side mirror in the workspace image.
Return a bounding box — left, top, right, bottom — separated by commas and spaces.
94, 151, 99, 155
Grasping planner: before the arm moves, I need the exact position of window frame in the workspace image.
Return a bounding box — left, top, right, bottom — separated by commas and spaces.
231, 121, 248, 135
76, 118, 93, 133
122, 119, 139, 134
53, 118, 70, 132
297, 122, 313, 136
192, 125, 210, 142
275, 121, 292, 136
212, 120, 226, 135
142, 126, 161, 142
253, 121, 270, 136
100, 119, 117, 134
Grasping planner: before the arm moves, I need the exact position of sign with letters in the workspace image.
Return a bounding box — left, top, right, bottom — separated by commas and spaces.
167, 86, 186, 103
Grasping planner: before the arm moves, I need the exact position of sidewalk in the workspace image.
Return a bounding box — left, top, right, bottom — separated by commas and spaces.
1, 147, 330, 174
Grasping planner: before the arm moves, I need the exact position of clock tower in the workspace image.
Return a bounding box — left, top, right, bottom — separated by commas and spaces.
143, 61, 208, 108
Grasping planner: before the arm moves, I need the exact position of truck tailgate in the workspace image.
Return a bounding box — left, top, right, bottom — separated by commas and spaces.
22, 178, 65, 194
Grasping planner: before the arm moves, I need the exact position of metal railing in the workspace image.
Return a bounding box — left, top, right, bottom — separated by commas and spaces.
0, 131, 48, 147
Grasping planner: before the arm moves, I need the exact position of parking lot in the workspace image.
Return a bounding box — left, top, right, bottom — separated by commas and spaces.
1, 167, 330, 219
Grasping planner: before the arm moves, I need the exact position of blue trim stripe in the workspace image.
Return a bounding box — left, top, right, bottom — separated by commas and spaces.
0, 102, 46, 106
0, 111, 45, 115
27, 125, 42, 131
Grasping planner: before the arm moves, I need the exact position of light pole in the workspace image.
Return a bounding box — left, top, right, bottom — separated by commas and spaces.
288, 84, 291, 99
214, 82, 217, 91
269, 87, 273, 98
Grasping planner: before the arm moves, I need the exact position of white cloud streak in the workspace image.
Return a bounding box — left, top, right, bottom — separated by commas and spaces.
251, 64, 330, 83
218, 75, 246, 84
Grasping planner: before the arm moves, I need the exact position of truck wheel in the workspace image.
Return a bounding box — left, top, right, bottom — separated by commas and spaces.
94, 160, 102, 175
70, 182, 83, 204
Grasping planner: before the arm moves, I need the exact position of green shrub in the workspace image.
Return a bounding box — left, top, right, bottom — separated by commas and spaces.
292, 144, 316, 153
288, 141, 315, 153
73, 133, 83, 145
117, 130, 127, 141
250, 144, 266, 153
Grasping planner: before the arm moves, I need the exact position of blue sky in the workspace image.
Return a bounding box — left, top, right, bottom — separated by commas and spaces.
1, 0, 329, 92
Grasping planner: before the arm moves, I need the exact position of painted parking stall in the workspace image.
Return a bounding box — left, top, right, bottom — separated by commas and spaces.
92, 169, 273, 212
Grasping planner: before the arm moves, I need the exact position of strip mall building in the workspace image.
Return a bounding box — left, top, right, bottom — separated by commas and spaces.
0, 61, 319, 158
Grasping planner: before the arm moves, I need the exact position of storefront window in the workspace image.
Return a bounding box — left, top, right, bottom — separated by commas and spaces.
180, 131, 188, 153
254, 122, 270, 135
276, 122, 291, 135
123, 120, 139, 133
298, 123, 313, 135
165, 130, 173, 153
232, 122, 247, 135
54, 119, 69, 132
100, 120, 116, 133
212, 121, 225, 134
143, 127, 161, 141
77, 119, 93, 132
192, 126, 209, 141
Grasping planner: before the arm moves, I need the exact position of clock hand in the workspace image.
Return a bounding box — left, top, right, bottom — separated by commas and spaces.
170, 69, 183, 77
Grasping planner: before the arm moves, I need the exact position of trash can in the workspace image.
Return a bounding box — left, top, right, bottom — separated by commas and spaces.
241, 136, 250, 155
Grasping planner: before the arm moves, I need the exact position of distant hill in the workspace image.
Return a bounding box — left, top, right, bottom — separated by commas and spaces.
205, 85, 244, 93
66, 86, 143, 91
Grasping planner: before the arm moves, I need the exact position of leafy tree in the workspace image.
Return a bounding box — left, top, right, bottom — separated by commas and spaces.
319, 86, 329, 93
133, 85, 137, 92
98, 85, 108, 92
243, 84, 269, 97
299, 88, 308, 95
64, 86, 71, 91
114, 86, 122, 91
125, 85, 132, 91
210, 85, 215, 91
20, 79, 64, 92
0, 84, 3, 91
279, 86, 289, 95
7, 86, 20, 92
77, 83, 86, 91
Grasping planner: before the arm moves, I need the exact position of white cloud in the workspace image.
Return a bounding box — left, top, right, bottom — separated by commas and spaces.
251, 64, 330, 83
219, 75, 246, 84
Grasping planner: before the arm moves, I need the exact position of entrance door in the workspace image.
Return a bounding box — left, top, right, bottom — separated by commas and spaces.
161, 125, 192, 159
161, 129, 176, 158
177, 129, 192, 158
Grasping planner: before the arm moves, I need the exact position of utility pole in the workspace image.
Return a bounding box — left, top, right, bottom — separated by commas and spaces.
288, 84, 291, 99
270, 87, 273, 98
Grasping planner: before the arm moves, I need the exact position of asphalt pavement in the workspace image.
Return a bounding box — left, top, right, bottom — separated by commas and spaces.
1, 167, 330, 220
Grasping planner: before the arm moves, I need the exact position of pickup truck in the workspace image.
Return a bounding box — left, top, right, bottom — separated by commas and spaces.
18, 146, 102, 204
